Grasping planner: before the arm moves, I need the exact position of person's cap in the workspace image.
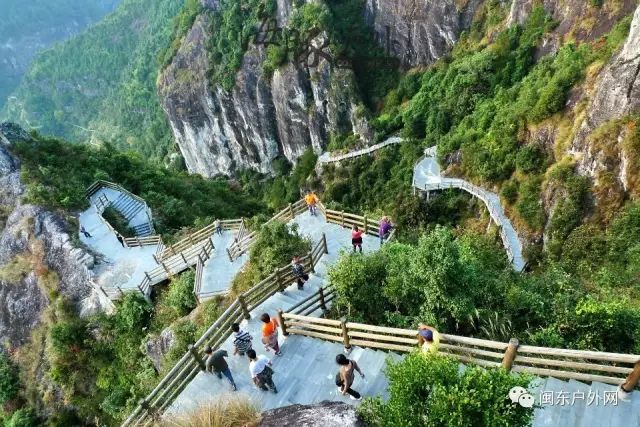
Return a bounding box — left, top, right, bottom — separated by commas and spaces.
419, 329, 433, 341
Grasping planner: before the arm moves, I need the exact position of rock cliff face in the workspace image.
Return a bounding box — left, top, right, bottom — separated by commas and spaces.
570, 5, 640, 195
507, 0, 637, 42
259, 401, 365, 427
159, 1, 371, 177
364, 0, 484, 68
0, 125, 106, 347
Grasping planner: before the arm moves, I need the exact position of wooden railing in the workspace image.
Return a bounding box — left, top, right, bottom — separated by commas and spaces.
123, 235, 329, 426
281, 309, 640, 388
142, 238, 215, 293
317, 201, 394, 240
124, 235, 163, 248
192, 239, 217, 303
158, 219, 243, 261
226, 199, 308, 262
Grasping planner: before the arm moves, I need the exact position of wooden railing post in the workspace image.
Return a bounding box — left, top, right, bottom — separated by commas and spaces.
340, 317, 351, 353
161, 261, 171, 275
322, 232, 328, 254
275, 267, 285, 292
621, 361, 640, 393
278, 309, 288, 336
308, 250, 315, 274
181, 253, 188, 265
226, 247, 233, 262
363, 216, 367, 234
341, 210, 345, 227
145, 272, 152, 283
502, 338, 519, 372
138, 398, 155, 418
318, 287, 327, 311
289, 203, 294, 219
136, 236, 141, 246
238, 295, 250, 320
188, 344, 206, 371
152, 253, 160, 264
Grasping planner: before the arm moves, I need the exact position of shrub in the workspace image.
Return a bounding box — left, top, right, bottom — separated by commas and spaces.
0, 351, 20, 406
161, 396, 261, 427
359, 352, 533, 427
516, 145, 545, 173
500, 179, 519, 205
231, 220, 310, 294
3, 409, 39, 427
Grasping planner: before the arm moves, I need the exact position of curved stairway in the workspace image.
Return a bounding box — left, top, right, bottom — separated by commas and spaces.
86, 181, 155, 237
412, 147, 525, 271
163, 211, 640, 426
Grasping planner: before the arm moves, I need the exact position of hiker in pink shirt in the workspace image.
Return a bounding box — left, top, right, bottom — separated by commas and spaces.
351, 226, 364, 253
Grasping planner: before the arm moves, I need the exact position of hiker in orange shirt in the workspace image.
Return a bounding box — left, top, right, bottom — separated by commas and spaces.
305, 191, 318, 216
260, 313, 282, 355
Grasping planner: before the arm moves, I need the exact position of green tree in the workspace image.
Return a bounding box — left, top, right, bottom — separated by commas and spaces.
359, 352, 533, 427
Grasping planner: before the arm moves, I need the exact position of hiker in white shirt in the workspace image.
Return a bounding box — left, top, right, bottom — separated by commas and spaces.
247, 349, 277, 393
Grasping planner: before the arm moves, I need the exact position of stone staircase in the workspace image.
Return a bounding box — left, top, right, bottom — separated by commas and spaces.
167, 243, 640, 426
88, 185, 155, 237
166, 250, 396, 416
530, 376, 640, 426
412, 149, 526, 272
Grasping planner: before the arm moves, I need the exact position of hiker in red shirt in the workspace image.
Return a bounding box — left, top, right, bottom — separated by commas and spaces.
352, 226, 364, 253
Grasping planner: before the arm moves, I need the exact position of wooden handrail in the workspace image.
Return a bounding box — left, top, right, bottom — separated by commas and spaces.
124, 234, 329, 425
283, 308, 640, 388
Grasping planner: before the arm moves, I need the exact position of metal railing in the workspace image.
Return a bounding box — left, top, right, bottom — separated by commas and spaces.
412, 148, 524, 271
318, 136, 402, 164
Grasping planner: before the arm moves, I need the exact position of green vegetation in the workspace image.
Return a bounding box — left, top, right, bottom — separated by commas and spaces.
2, 0, 183, 161
0, 352, 19, 407
158, 0, 202, 69
359, 352, 533, 427
101, 207, 134, 237
0, 0, 119, 109
10, 132, 263, 237
241, 148, 319, 212
208, 0, 277, 89
328, 211, 640, 353
231, 220, 311, 295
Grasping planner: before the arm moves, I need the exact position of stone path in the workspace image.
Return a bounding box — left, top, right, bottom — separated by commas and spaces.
199, 231, 249, 297
167, 211, 384, 415
318, 139, 525, 271
318, 136, 402, 164
166, 212, 639, 425
79, 204, 159, 292
413, 147, 525, 271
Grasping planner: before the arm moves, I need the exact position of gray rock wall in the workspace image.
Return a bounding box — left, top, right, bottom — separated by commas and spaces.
158, 2, 371, 178
364, 0, 484, 68
0, 129, 107, 347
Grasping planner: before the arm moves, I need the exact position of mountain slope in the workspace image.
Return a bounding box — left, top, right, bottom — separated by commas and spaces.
0, 0, 120, 110
2, 0, 184, 161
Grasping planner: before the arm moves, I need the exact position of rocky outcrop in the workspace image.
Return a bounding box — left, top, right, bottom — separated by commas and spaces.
0, 127, 107, 347
571, 5, 640, 186
259, 401, 365, 427
364, 0, 484, 68
145, 327, 177, 371
507, 0, 637, 42
159, 1, 371, 177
